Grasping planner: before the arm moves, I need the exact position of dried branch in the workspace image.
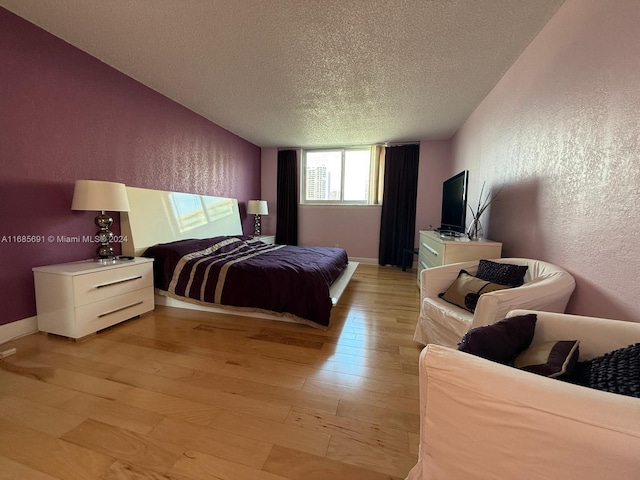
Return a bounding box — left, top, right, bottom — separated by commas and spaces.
468, 182, 503, 220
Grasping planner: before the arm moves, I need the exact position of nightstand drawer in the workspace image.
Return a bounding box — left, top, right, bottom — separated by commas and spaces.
73, 262, 153, 306
74, 287, 154, 338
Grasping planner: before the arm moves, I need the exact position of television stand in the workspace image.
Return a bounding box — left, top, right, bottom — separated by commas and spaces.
416, 231, 502, 285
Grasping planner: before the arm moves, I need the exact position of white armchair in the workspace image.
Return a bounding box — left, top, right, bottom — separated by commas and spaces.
406, 310, 640, 480
414, 258, 575, 347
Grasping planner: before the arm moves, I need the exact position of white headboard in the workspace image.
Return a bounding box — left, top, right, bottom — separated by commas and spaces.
121, 186, 243, 256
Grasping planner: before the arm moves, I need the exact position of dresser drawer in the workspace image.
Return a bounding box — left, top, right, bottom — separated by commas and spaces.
74, 287, 154, 338
419, 234, 444, 267
416, 230, 502, 287
418, 250, 439, 270
73, 262, 153, 306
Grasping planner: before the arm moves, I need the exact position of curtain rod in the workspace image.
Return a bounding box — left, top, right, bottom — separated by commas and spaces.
384, 141, 420, 147
277, 141, 420, 150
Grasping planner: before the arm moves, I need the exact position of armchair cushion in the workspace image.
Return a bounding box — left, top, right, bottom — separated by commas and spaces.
514, 340, 580, 378
476, 258, 528, 287
438, 269, 510, 312
457, 313, 537, 364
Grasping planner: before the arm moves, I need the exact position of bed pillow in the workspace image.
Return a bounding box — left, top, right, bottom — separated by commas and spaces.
458, 313, 537, 364
476, 259, 528, 287
514, 340, 580, 378
568, 343, 640, 398
439, 270, 510, 313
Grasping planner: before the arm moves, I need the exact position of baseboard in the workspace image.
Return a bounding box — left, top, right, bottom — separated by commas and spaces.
0, 316, 38, 346
349, 257, 417, 268
350, 257, 378, 265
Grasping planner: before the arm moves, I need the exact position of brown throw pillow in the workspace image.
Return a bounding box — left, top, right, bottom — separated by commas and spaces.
439, 270, 511, 313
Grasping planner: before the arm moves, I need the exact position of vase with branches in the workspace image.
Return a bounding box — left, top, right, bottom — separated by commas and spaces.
467, 182, 502, 240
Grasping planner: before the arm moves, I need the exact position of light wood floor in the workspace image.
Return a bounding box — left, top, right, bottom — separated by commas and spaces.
0, 264, 422, 480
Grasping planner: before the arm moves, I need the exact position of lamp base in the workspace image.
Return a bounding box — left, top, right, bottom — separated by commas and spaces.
253, 214, 262, 237
95, 211, 115, 259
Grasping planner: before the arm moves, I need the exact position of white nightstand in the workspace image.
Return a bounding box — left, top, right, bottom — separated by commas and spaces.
256, 235, 275, 245
32, 257, 154, 339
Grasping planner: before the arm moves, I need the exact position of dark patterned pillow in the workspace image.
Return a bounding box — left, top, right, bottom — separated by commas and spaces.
476, 259, 528, 287
568, 343, 640, 398
514, 340, 580, 378
458, 313, 537, 364
438, 270, 510, 313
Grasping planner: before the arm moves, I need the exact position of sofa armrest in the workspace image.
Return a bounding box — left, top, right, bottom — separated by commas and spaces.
470, 271, 575, 329
409, 345, 640, 480
508, 309, 640, 360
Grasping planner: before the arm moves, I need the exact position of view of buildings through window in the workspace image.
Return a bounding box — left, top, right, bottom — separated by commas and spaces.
304, 148, 371, 203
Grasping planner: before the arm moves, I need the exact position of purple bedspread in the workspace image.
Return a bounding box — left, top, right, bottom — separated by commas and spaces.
144, 236, 349, 328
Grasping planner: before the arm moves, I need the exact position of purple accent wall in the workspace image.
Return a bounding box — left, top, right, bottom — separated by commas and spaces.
0, 8, 261, 326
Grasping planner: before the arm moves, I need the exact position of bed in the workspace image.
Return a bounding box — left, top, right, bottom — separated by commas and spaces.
121, 186, 357, 328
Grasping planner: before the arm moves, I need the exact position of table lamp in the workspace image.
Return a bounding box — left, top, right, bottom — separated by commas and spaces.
247, 200, 268, 236
71, 179, 130, 260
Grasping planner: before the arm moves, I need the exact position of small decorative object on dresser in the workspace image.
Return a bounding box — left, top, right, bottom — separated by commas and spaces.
466, 181, 502, 240
32, 257, 154, 339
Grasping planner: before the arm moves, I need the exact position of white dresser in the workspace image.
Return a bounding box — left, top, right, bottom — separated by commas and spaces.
418, 231, 502, 284
32, 257, 154, 339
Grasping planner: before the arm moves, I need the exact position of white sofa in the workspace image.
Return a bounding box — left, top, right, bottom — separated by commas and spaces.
406, 309, 640, 480
414, 258, 575, 347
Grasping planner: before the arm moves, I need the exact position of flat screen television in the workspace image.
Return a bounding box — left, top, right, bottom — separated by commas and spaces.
438, 170, 468, 235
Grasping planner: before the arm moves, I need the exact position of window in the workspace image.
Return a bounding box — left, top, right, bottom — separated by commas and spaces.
301, 147, 384, 205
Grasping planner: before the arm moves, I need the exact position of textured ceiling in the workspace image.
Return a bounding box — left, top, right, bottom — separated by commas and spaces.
1, 0, 564, 147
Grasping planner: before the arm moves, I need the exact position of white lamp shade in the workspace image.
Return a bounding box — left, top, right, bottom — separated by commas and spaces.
71, 180, 130, 212
247, 200, 268, 215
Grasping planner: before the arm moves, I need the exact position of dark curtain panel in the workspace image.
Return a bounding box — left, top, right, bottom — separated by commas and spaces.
275, 149, 299, 245
379, 144, 420, 266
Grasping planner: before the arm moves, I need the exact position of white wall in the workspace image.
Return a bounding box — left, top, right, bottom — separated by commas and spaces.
261, 141, 452, 260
